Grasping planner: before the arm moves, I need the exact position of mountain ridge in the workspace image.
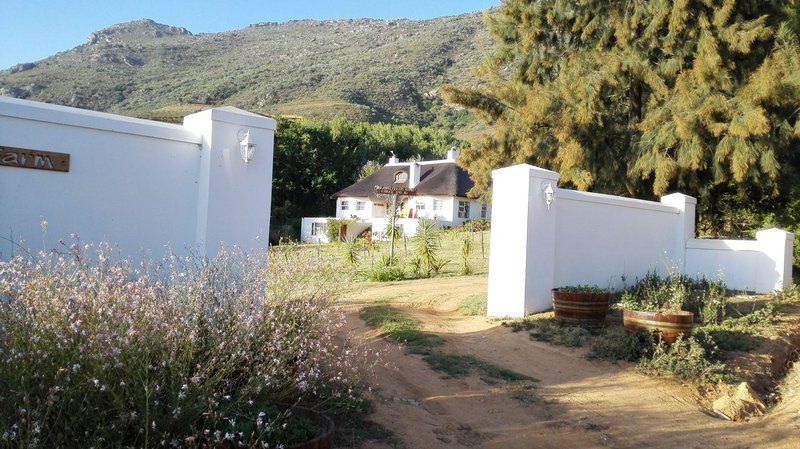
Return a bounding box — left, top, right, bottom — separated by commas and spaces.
0, 13, 490, 128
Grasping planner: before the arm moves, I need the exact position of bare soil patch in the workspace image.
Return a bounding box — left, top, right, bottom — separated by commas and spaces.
341, 276, 800, 449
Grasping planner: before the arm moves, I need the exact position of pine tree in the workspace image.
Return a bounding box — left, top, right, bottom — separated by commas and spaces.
443, 0, 800, 203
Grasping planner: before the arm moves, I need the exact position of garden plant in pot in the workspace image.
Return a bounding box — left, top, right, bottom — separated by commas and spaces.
552, 285, 610, 326
621, 272, 725, 344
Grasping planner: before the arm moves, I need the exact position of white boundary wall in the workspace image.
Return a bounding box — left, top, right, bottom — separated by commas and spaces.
487, 164, 794, 317
0, 97, 275, 260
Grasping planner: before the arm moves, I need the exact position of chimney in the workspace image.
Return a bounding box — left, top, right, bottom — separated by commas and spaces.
388, 152, 399, 164
446, 146, 460, 161
409, 162, 421, 188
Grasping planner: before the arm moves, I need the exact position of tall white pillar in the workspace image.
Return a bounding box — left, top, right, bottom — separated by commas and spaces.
755, 228, 795, 291
183, 107, 276, 256
660, 193, 697, 271
487, 164, 560, 317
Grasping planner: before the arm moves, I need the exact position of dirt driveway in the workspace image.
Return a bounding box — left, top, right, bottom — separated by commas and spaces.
342, 276, 800, 449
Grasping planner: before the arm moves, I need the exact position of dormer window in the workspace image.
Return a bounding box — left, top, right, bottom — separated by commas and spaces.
394, 171, 408, 184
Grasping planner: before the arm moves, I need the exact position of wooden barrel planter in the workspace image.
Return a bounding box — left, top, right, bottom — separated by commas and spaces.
551, 289, 610, 325
622, 309, 694, 344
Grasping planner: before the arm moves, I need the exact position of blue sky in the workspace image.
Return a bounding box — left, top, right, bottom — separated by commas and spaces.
1, 0, 499, 69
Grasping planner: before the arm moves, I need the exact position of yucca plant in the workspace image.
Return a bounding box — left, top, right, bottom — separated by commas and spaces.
342, 235, 361, 266
460, 237, 473, 275
415, 220, 447, 277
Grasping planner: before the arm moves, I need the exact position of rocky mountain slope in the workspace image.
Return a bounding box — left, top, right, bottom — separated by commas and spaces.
0, 14, 490, 126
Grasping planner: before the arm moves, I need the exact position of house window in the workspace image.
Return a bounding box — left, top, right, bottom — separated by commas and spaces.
311, 222, 326, 237
340, 200, 349, 211
433, 199, 443, 211
394, 171, 408, 184
356, 201, 366, 211
415, 201, 426, 211
481, 204, 488, 219
458, 201, 470, 219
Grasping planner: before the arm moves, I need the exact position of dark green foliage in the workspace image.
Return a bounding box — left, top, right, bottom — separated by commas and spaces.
421, 353, 533, 382
359, 305, 444, 354
586, 328, 656, 362
558, 285, 606, 294
695, 297, 788, 351
326, 219, 349, 243
697, 328, 757, 352
362, 265, 406, 282
361, 254, 406, 282
619, 272, 726, 313
415, 220, 448, 277
458, 219, 490, 232
445, 0, 800, 262
636, 335, 730, 384
508, 316, 596, 347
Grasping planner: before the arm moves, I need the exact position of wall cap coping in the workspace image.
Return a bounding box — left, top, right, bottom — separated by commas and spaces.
492, 163, 560, 180
660, 192, 698, 205
0, 96, 202, 144
185, 106, 277, 131
557, 188, 680, 214
756, 228, 795, 241
687, 238, 761, 251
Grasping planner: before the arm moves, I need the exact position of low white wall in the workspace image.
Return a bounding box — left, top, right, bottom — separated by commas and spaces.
0, 97, 275, 260
686, 229, 794, 292
301, 217, 330, 243
487, 164, 794, 317
553, 189, 688, 291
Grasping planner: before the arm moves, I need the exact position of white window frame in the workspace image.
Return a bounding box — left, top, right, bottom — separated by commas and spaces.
311, 222, 326, 237
481, 204, 488, 219
433, 199, 443, 211
340, 200, 349, 211
415, 201, 426, 211
458, 201, 470, 219
394, 171, 408, 184
356, 201, 366, 211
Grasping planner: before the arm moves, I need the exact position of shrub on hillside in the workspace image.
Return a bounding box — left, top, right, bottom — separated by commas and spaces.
0, 243, 373, 448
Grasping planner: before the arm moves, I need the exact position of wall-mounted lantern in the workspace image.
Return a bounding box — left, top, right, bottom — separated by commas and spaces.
542, 182, 555, 210
237, 129, 255, 165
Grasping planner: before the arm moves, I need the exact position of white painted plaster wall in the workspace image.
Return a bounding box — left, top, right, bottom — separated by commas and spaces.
0, 97, 275, 260
553, 189, 686, 290
301, 217, 330, 243
686, 229, 794, 292
487, 164, 794, 317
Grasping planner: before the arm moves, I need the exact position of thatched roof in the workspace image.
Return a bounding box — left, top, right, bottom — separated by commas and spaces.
332, 162, 474, 199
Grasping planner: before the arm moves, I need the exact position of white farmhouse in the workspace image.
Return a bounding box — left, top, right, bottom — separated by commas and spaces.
301, 148, 490, 242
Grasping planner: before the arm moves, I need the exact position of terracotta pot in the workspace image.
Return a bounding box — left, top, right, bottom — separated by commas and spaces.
622, 309, 694, 344
286, 407, 335, 449
551, 289, 610, 325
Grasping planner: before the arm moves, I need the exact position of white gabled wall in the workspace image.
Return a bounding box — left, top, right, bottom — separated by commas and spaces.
0, 97, 275, 260
487, 164, 794, 317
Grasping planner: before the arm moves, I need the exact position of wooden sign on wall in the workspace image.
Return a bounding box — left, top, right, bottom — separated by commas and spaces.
374, 185, 417, 196
0, 147, 70, 172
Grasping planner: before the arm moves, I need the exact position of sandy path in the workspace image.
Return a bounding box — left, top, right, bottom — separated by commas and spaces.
343, 276, 800, 449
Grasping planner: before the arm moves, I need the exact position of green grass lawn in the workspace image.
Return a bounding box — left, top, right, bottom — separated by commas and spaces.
301, 230, 490, 279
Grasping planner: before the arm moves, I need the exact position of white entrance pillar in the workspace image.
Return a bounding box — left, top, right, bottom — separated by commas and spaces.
755, 228, 795, 291
487, 164, 560, 317
183, 107, 276, 257
660, 193, 697, 271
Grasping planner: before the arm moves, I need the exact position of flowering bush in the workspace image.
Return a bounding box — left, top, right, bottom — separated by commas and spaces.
0, 242, 373, 448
